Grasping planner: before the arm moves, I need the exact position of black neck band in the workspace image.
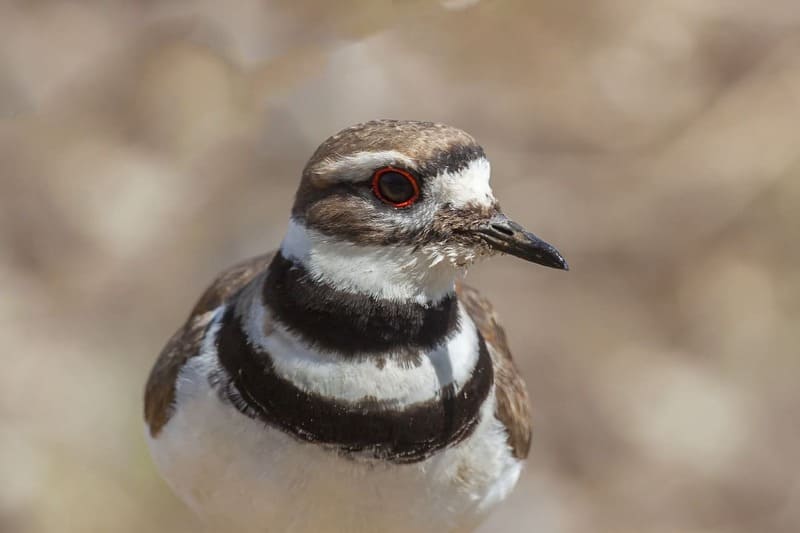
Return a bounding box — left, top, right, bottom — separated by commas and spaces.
213, 307, 493, 463
262, 253, 461, 358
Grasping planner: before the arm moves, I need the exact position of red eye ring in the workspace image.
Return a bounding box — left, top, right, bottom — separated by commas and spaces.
371, 166, 420, 208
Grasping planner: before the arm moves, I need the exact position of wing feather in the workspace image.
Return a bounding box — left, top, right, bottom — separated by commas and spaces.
457, 282, 532, 459
144, 253, 275, 436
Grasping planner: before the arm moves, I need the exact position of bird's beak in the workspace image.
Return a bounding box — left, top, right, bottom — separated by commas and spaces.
473, 213, 568, 270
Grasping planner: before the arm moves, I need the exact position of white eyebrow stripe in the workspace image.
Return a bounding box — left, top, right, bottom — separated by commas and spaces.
312, 150, 417, 180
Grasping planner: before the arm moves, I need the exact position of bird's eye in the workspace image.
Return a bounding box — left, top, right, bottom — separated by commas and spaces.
371, 167, 420, 208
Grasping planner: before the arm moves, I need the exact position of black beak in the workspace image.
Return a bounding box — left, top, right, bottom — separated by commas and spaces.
474, 213, 568, 270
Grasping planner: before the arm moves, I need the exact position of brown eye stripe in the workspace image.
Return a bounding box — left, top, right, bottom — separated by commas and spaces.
371, 166, 420, 208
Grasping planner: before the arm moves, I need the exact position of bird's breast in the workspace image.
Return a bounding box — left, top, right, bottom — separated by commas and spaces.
146, 316, 522, 533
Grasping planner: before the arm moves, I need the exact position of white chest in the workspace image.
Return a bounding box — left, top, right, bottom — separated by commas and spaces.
147, 351, 522, 533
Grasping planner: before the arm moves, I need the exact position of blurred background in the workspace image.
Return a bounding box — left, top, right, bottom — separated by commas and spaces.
1, 1, 799, 532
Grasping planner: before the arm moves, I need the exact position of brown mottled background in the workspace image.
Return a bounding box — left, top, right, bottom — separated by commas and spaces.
1, 1, 799, 532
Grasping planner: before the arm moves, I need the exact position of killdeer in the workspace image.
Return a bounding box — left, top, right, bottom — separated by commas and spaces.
144, 120, 567, 533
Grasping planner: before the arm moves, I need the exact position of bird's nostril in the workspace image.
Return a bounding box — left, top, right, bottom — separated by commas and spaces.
490, 223, 514, 237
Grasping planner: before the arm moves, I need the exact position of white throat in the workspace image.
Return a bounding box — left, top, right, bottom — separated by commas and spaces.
280, 219, 462, 304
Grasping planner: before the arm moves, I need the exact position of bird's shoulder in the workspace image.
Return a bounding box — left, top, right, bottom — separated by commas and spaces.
456, 281, 532, 459
144, 252, 276, 437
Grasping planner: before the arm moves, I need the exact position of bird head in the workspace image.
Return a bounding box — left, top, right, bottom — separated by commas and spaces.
282, 120, 567, 303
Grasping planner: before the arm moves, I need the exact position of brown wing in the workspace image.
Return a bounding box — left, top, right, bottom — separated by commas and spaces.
456, 282, 532, 459
144, 252, 276, 437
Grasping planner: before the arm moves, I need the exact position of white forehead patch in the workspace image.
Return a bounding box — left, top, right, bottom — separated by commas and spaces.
429, 157, 494, 208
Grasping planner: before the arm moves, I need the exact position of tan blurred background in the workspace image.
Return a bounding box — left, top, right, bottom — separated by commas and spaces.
2, 1, 799, 532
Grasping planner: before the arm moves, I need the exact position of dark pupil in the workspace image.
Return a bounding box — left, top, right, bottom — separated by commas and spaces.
378, 172, 414, 203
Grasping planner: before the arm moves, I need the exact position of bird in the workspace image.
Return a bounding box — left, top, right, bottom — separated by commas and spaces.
144, 119, 567, 533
